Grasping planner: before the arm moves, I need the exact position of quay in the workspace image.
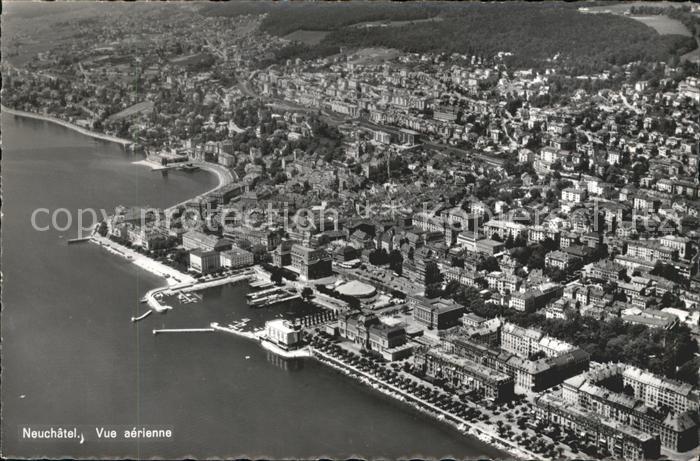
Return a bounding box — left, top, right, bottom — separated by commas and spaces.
210, 322, 259, 340
249, 279, 274, 289
247, 286, 300, 308
152, 328, 215, 335
246, 285, 287, 299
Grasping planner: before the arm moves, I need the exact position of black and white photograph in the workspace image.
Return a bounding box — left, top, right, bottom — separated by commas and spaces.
1, 1, 700, 460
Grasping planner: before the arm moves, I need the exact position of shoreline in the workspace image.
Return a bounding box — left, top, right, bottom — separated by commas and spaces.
2, 105, 134, 146
5, 105, 235, 288
201, 322, 526, 460
1, 106, 234, 202
90, 233, 196, 287
310, 349, 537, 461
165, 162, 235, 211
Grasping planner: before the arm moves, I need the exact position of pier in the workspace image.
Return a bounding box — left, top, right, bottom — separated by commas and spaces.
152, 328, 215, 335
131, 310, 152, 322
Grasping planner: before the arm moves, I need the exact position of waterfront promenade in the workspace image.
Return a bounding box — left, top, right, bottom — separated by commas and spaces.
310, 347, 541, 460
91, 233, 195, 286
1, 105, 133, 146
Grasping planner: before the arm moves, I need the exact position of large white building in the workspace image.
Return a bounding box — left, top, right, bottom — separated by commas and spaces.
264, 319, 302, 350
219, 247, 254, 269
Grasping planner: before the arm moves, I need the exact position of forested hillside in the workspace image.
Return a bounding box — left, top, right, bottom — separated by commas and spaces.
322, 4, 695, 71
201, 2, 697, 72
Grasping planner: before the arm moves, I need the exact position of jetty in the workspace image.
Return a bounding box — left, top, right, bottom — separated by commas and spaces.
131, 310, 152, 322
152, 328, 215, 335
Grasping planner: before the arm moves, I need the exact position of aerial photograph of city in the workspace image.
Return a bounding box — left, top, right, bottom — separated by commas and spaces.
1, 1, 699, 459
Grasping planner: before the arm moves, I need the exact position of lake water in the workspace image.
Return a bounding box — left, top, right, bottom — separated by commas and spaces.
0, 112, 506, 459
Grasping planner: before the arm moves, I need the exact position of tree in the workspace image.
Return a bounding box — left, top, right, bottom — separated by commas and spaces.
342, 245, 359, 261
389, 249, 404, 275
660, 291, 684, 309
369, 248, 389, 266
424, 261, 444, 298
452, 285, 485, 311
97, 221, 108, 237
251, 244, 270, 263
301, 287, 313, 300
270, 268, 284, 285
478, 256, 499, 272
651, 262, 684, 286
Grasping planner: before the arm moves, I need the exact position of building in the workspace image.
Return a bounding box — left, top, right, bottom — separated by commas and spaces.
622, 309, 679, 330
408, 295, 465, 330
528, 225, 560, 245
659, 235, 691, 259
219, 247, 254, 268
374, 130, 392, 144
535, 391, 661, 461
225, 226, 281, 251
433, 105, 459, 123
450, 334, 590, 393
443, 266, 485, 288
482, 220, 527, 240
476, 238, 506, 255
559, 364, 699, 452
189, 249, 221, 274
398, 128, 419, 145
337, 311, 412, 360
272, 239, 294, 267
626, 239, 678, 264
562, 187, 587, 203
585, 260, 625, 282
290, 244, 332, 280
545, 250, 578, 271
126, 224, 170, 250
621, 365, 700, 414
182, 230, 231, 252
414, 347, 514, 401
501, 322, 574, 358
264, 319, 302, 350
509, 283, 563, 312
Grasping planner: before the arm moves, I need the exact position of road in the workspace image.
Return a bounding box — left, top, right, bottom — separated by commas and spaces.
618, 92, 643, 115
